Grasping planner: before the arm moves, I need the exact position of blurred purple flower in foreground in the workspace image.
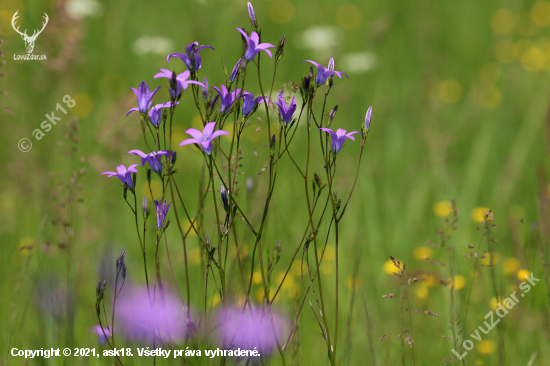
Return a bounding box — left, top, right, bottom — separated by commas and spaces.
274, 90, 296, 124
129, 81, 160, 115
318, 128, 360, 153
117, 287, 187, 344
154, 200, 171, 229
90, 325, 113, 345
302, 58, 349, 86
127, 149, 172, 174
236, 28, 275, 61
167, 42, 215, 72
101, 164, 140, 188
179, 122, 230, 154
216, 306, 289, 355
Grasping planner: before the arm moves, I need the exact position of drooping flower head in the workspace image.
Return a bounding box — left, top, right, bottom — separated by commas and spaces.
274, 90, 296, 124
364, 106, 372, 132
302, 59, 349, 86
167, 42, 215, 72
318, 128, 360, 153
247, 2, 257, 27
236, 28, 275, 61
212, 85, 243, 114
117, 286, 188, 345
154, 200, 171, 229
179, 122, 230, 154
153, 69, 206, 100
90, 325, 113, 345
216, 306, 289, 355
146, 101, 179, 127
241, 91, 268, 117
127, 149, 172, 174
101, 164, 140, 188
129, 81, 160, 115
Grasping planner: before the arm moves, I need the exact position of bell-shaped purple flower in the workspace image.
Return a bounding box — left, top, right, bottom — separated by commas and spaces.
127, 149, 172, 174
154, 69, 206, 99
129, 81, 160, 115
90, 325, 113, 345
146, 101, 179, 127
236, 28, 275, 61
241, 91, 268, 117
154, 200, 171, 229
167, 42, 215, 72
302, 59, 349, 86
212, 85, 243, 114
319, 128, 360, 153
216, 306, 289, 355
274, 90, 296, 124
179, 122, 230, 154
101, 164, 140, 188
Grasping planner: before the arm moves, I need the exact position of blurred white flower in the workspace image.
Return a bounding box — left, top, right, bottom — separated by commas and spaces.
297, 26, 343, 56
133, 36, 174, 56
65, 0, 103, 19
341, 51, 377, 73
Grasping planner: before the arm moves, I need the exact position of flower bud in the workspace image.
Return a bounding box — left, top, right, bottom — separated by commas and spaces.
246, 177, 253, 194
364, 106, 372, 132
142, 196, 148, 217
221, 184, 230, 212
202, 77, 209, 101
247, 2, 257, 29
328, 105, 338, 126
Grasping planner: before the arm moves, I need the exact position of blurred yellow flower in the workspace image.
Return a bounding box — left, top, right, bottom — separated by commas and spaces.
478, 63, 502, 85
416, 285, 429, 299
481, 252, 499, 266
182, 220, 197, 237
433, 201, 452, 217
447, 275, 466, 290
490, 9, 515, 35
269, 0, 295, 24
346, 276, 363, 290
413, 246, 433, 260
191, 115, 203, 130
323, 245, 335, 262
437, 80, 463, 104
255, 287, 264, 302
520, 47, 547, 72
477, 340, 496, 354
471, 207, 490, 223
188, 247, 201, 265
383, 259, 399, 275
73, 93, 94, 118
322, 262, 333, 275
276, 271, 293, 290
253, 271, 263, 284
502, 257, 520, 274
420, 273, 436, 287
291, 261, 302, 276
211, 293, 221, 307
475, 359, 484, 366
531, 1, 550, 26
171, 126, 187, 152
490, 296, 503, 311
18, 237, 37, 255
336, 5, 363, 31
517, 269, 531, 281
141, 180, 163, 201
477, 85, 502, 110
494, 39, 515, 63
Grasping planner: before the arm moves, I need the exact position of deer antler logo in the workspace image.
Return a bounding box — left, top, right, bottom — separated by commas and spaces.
11, 11, 49, 54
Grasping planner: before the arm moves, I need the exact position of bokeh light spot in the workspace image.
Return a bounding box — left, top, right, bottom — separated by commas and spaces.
437, 80, 463, 104
490, 9, 515, 35
336, 5, 363, 31
269, 0, 295, 24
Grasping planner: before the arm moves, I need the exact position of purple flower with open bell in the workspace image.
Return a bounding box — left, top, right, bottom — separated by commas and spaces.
302, 58, 349, 86
241, 91, 268, 117
101, 164, 140, 188
318, 128, 360, 153
167, 42, 215, 72
127, 149, 173, 174
153, 69, 206, 99
147, 101, 179, 127
154, 200, 171, 229
274, 90, 296, 124
236, 28, 275, 61
179, 122, 230, 154
129, 81, 160, 115
212, 85, 243, 114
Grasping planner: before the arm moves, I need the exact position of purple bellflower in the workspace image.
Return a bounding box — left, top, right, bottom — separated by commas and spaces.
364, 106, 372, 132
302, 58, 349, 86
101, 164, 140, 188
127, 149, 172, 174
129, 81, 160, 115
241, 91, 268, 117
212, 85, 243, 114
154, 69, 206, 99
221, 184, 229, 212
154, 200, 171, 229
90, 325, 113, 345
147, 101, 180, 127
167, 42, 215, 72
236, 28, 275, 61
319, 128, 360, 153
274, 90, 296, 124
179, 122, 230, 154
229, 57, 243, 82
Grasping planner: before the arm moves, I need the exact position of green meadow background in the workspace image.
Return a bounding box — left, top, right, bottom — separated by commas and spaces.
1, 0, 550, 364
